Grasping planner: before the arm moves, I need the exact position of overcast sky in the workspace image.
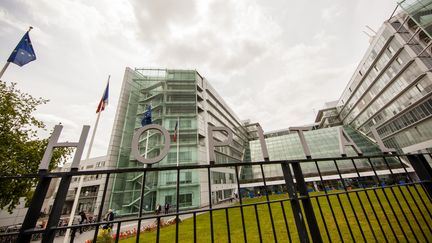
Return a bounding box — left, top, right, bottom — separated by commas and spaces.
0, 0, 398, 157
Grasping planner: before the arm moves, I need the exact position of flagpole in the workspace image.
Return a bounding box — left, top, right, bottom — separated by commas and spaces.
0, 26, 33, 80
176, 117, 180, 167
64, 75, 110, 243
176, 117, 180, 216
0, 62, 10, 80
144, 131, 150, 159
144, 103, 152, 160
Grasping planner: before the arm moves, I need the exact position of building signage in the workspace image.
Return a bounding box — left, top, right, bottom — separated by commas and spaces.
44, 124, 395, 167
129, 124, 395, 164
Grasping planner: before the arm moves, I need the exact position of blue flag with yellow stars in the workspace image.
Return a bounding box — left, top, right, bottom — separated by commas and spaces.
141, 105, 152, 126
7, 31, 36, 67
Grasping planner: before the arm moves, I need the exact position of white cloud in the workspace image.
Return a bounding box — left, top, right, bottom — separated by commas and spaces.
0, 0, 398, 155
321, 5, 343, 22
35, 113, 79, 129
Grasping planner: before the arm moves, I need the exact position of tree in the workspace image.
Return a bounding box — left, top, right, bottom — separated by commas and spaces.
0, 80, 71, 213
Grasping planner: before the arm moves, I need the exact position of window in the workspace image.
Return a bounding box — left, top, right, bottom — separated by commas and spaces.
179, 193, 192, 207
165, 195, 173, 205
415, 83, 424, 92
396, 57, 403, 65
164, 173, 176, 185
167, 151, 192, 163
373, 65, 379, 72
164, 171, 192, 185
181, 171, 192, 184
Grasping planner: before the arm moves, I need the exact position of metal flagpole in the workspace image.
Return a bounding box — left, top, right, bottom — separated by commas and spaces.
63, 75, 110, 243
176, 117, 180, 167
176, 117, 180, 221
0, 26, 33, 79
144, 131, 150, 159
0, 62, 10, 80
144, 103, 152, 160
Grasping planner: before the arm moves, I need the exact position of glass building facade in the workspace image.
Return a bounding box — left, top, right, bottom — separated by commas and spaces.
243, 126, 403, 184
106, 67, 414, 216
323, 0, 432, 153
106, 68, 250, 215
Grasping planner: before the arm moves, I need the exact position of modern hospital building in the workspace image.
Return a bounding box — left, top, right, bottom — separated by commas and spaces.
105, 0, 432, 216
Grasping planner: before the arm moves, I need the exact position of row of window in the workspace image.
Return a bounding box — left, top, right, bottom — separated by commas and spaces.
166, 71, 196, 81
344, 49, 413, 124
164, 193, 194, 208
166, 151, 193, 163
214, 151, 243, 164
377, 98, 432, 138
163, 171, 193, 185
167, 119, 193, 129
338, 28, 397, 114
351, 52, 409, 116
351, 62, 423, 127
212, 171, 235, 184
72, 174, 103, 182
361, 75, 432, 133
384, 117, 432, 149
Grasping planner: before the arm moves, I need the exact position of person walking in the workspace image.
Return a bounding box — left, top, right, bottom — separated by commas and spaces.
155, 203, 162, 215
78, 211, 88, 234
155, 204, 161, 215
103, 209, 114, 230
164, 203, 170, 214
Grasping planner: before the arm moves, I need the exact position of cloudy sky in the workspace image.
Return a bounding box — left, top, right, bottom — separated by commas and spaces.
0, 0, 398, 157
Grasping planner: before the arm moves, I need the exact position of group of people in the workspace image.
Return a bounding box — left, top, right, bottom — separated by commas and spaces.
75, 209, 115, 232
74, 203, 172, 234
155, 203, 170, 215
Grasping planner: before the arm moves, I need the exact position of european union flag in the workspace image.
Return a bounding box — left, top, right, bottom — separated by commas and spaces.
141, 105, 152, 126
7, 32, 36, 67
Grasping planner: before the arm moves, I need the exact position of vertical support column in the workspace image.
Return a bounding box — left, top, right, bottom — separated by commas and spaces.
407, 154, 432, 199
281, 162, 310, 243
42, 170, 76, 243
17, 170, 52, 243
291, 162, 323, 243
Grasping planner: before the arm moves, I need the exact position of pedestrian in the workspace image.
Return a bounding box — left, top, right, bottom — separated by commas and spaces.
78, 211, 87, 234
155, 204, 161, 215
103, 209, 114, 230
164, 203, 170, 214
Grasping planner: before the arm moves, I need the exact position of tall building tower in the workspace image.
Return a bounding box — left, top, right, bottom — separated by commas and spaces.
332, 0, 432, 153
106, 68, 250, 215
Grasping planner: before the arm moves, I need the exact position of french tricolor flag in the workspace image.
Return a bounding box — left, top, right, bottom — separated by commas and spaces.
173, 121, 178, 142
96, 81, 109, 113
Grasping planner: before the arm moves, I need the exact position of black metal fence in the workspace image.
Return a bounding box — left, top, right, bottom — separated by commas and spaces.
1, 153, 431, 242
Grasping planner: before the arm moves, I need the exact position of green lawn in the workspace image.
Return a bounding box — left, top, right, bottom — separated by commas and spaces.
120, 185, 432, 242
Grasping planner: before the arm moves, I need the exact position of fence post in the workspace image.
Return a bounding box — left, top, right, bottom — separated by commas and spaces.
281, 162, 310, 243
41, 169, 76, 243
291, 162, 323, 243
407, 154, 432, 199
16, 170, 52, 243
41, 125, 89, 243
